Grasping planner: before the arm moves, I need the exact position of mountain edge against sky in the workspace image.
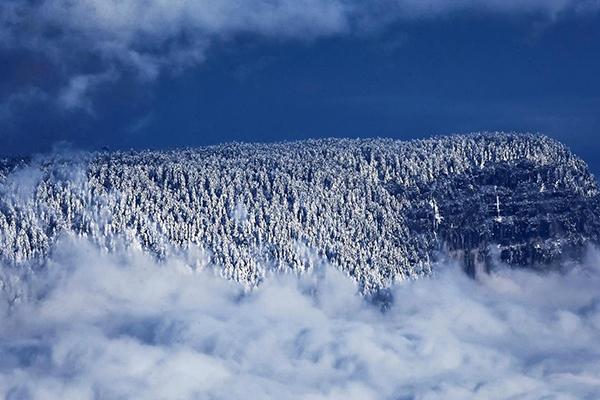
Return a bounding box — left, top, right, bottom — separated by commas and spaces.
1, 132, 599, 292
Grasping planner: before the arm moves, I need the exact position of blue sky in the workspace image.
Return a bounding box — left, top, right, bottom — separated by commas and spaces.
1, 1, 599, 172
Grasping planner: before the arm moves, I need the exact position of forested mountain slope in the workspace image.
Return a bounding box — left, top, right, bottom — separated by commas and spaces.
1, 133, 599, 291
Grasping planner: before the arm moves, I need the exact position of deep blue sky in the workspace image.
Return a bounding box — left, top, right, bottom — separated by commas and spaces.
1, 2, 599, 173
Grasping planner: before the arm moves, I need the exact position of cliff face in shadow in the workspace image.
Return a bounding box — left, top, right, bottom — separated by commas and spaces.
1, 133, 599, 291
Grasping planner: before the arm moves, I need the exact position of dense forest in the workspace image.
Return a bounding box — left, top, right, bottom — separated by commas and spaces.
1, 133, 599, 291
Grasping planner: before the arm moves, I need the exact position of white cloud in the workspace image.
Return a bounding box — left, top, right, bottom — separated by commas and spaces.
0, 0, 352, 79
1, 237, 600, 399
0, 0, 598, 113
0, 0, 600, 120
57, 71, 117, 112
1, 0, 597, 78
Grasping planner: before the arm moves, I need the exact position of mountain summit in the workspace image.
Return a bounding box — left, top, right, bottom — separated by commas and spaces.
1, 133, 599, 291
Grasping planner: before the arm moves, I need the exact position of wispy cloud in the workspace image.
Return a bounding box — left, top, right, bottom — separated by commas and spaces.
57, 71, 117, 113
0, 0, 598, 113
0, 0, 351, 79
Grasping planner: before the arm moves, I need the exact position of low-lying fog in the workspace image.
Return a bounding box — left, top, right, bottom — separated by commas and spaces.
1, 238, 600, 399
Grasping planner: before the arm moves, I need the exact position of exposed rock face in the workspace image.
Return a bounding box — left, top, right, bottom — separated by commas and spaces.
0, 133, 598, 291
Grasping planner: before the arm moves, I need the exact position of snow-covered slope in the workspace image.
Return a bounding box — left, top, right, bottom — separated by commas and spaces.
1, 133, 599, 291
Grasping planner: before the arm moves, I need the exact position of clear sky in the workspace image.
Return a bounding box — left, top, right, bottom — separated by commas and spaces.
1, 1, 599, 173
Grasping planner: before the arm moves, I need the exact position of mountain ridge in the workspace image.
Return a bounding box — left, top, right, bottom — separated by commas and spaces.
1, 132, 599, 291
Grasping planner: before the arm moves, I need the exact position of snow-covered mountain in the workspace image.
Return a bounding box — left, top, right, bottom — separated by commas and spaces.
1, 133, 599, 291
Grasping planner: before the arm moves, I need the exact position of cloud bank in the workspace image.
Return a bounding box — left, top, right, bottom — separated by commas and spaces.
0, 0, 598, 112
1, 237, 600, 399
